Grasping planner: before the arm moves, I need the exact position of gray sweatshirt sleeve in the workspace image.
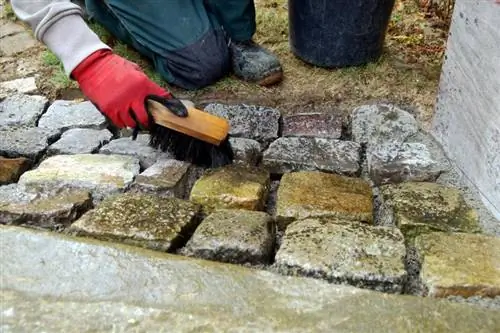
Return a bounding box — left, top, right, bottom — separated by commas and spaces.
11, 0, 110, 76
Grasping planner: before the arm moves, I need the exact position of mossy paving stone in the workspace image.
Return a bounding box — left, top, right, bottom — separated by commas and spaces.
274, 218, 407, 293
0, 185, 92, 229
67, 192, 202, 252
18, 154, 141, 203
378, 182, 480, 242
414, 232, 500, 298
276, 171, 373, 230
180, 209, 275, 265
189, 164, 270, 214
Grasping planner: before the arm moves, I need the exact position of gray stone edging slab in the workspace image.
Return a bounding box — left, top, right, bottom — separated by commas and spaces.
1, 226, 499, 332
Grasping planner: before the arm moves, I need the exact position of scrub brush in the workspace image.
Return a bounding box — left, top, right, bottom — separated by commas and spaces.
145, 95, 234, 168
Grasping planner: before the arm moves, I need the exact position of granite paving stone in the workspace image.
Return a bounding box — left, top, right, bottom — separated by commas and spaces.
0, 94, 48, 128
47, 128, 113, 155
0, 184, 92, 229
190, 164, 270, 213
350, 103, 419, 147
0, 157, 31, 184
281, 112, 343, 139
180, 209, 275, 265
130, 158, 193, 198
99, 134, 169, 169
274, 218, 407, 293
0, 77, 38, 97
350, 103, 450, 185
37, 100, 107, 131
0, 126, 61, 160
262, 137, 360, 175
414, 232, 500, 298
18, 154, 141, 202
204, 103, 280, 145
68, 192, 201, 252
276, 171, 373, 229
367, 142, 447, 185
229, 137, 262, 165
377, 182, 481, 240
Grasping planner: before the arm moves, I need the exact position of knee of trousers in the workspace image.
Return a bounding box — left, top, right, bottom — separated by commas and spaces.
156, 30, 231, 90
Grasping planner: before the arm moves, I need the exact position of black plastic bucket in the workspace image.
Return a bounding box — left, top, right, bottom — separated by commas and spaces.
288, 0, 396, 68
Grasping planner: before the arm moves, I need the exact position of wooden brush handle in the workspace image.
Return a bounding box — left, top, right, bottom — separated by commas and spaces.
147, 99, 230, 146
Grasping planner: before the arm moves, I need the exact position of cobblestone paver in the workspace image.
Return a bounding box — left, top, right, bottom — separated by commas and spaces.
0, 94, 48, 128
190, 164, 270, 213
68, 192, 201, 252
351, 103, 449, 185
282, 112, 343, 139
18, 154, 141, 202
99, 134, 170, 169
180, 209, 275, 265
377, 181, 481, 240
414, 232, 500, 298
38, 100, 108, 131
47, 128, 113, 155
262, 137, 361, 175
0, 127, 61, 160
0, 185, 92, 229
229, 137, 262, 165
130, 158, 193, 198
204, 103, 280, 145
274, 218, 407, 293
276, 171, 373, 229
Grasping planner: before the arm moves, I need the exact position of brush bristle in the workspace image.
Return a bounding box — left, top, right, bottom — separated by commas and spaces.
148, 123, 234, 168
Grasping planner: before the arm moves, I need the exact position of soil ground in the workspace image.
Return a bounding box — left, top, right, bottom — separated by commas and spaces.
1, 0, 451, 129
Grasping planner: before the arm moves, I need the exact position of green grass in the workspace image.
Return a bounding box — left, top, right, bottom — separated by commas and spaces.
41, 50, 76, 90
3, 3, 17, 21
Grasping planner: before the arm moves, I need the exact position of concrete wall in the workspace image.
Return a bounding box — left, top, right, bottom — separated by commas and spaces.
431, 0, 500, 219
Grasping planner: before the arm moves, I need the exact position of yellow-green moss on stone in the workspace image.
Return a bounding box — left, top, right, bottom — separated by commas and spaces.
17, 154, 141, 202
189, 164, 270, 213
275, 217, 407, 293
276, 171, 373, 229
379, 182, 480, 241
414, 232, 500, 298
0, 188, 92, 229
181, 209, 275, 265
68, 192, 201, 252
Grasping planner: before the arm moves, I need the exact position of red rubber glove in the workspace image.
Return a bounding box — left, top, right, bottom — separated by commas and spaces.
71, 49, 172, 129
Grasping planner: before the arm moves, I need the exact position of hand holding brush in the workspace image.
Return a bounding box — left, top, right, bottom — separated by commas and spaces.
71, 49, 234, 168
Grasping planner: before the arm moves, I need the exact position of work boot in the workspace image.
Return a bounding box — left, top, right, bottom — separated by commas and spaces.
229, 40, 283, 86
